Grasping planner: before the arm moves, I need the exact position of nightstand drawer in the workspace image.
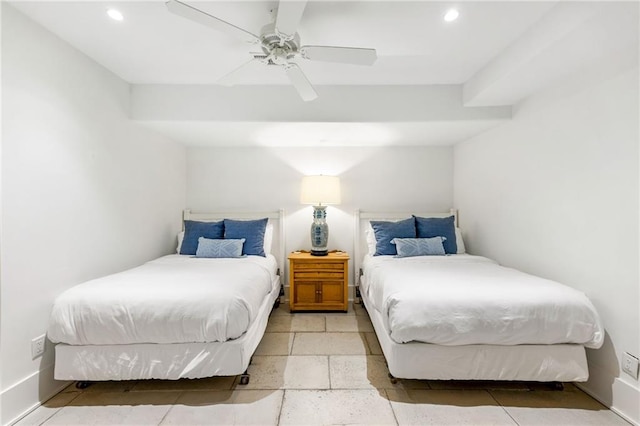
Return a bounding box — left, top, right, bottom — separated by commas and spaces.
294, 271, 344, 280
293, 262, 344, 270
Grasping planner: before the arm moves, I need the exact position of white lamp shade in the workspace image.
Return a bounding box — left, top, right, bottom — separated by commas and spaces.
300, 175, 341, 205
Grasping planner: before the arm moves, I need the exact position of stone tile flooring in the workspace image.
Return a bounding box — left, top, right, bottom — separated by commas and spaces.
16, 303, 629, 425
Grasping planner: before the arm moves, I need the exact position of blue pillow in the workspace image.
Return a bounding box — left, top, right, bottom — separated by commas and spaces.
224, 218, 268, 256
370, 218, 416, 256
195, 237, 245, 258
391, 237, 447, 257
180, 220, 224, 255
413, 215, 457, 254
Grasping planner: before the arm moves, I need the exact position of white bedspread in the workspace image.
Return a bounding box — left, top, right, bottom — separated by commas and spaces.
362, 254, 604, 348
48, 254, 277, 345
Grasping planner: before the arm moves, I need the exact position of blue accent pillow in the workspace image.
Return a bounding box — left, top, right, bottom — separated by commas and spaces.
224, 218, 268, 256
180, 220, 224, 255
391, 237, 447, 257
413, 215, 457, 254
195, 237, 245, 258
370, 218, 416, 256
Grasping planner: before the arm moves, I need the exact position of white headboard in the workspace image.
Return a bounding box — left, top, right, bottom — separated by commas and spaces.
353, 209, 458, 286
183, 209, 286, 273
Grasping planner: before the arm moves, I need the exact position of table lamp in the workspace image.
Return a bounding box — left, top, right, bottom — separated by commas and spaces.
300, 175, 341, 256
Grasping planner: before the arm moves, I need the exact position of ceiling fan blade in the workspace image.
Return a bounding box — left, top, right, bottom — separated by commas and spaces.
285, 63, 317, 102
218, 57, 263, 86
166, 0, 260, 44
275, 1, 308, 37
300, 46, 377, 66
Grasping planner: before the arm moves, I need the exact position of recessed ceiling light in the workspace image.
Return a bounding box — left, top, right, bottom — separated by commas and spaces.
444, 8, 459, 22
107, 9, 124, 21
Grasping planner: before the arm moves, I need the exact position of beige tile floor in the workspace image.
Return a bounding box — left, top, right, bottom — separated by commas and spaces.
17, 303, 629, 426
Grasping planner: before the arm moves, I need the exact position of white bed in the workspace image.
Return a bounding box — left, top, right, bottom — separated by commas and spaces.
354, 210, 603, 383
49, 209, 285, 384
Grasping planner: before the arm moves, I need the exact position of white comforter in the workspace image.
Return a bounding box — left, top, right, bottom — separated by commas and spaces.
362, 255, 604, 348
48, 254, 277, 345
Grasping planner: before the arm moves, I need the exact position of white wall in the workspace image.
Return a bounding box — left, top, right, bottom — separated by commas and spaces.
0, 5, 187, 424
187, 146, 453, 290
454, 52, 639, 423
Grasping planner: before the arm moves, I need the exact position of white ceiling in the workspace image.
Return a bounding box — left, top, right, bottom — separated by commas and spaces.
10, 1, 557, 85
9, 1, 639, 147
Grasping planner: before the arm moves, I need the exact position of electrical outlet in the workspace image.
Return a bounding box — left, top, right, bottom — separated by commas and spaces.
31, 334, 46, 359
622, 352, 639, 379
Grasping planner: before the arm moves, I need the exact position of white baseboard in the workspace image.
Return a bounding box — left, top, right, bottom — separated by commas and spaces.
576, 364, 639, 425
1, 364, 70, 426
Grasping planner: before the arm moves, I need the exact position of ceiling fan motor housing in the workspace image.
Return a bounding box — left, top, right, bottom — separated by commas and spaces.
260, 22, 300, 64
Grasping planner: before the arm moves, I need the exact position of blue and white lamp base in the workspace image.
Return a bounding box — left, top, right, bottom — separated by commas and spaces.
310, 205, 329, 256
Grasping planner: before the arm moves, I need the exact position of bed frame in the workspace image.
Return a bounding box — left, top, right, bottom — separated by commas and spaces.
55, 209, 285, 387
354, 209, 589, 384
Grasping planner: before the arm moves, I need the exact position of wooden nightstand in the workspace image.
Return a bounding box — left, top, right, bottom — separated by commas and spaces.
288, 252, 349, 312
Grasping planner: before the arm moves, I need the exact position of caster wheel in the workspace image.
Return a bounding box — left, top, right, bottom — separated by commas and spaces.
239, 375, 250, 385
75, 381, 92, 389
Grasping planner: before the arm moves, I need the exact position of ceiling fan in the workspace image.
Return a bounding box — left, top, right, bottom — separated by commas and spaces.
166, 0, 377, 101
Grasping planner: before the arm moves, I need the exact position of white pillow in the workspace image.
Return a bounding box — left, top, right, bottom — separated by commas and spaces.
263, 223, 273, 255
365, 224, 377, 256
177, 224, 274, 254
176, 231, 185, 253
455, 227, 466, 254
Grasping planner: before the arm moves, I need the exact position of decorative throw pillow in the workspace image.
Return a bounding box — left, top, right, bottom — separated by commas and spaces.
224, 218, 268, 256
370, 218, 416, 256
413, 215, 457, 254
391, 237, 447, 257
195, 237, 245, 258
180, 220, 224, 255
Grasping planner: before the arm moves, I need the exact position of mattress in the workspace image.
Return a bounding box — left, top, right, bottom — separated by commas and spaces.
361, 254, 603, 348
48, 254, 278, 345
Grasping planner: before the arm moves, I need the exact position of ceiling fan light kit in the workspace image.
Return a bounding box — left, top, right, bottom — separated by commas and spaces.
165, 0, 377, 101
